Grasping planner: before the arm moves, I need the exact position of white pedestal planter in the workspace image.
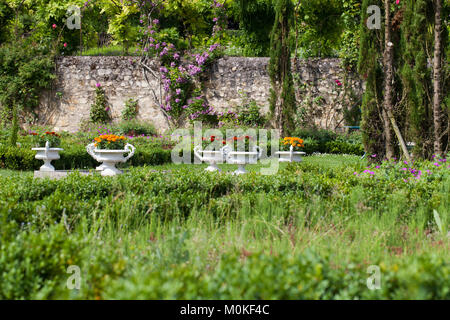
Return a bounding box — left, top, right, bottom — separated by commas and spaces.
226, 146, 262, 175
275, 146, 306, 162
32, 142, 63, 172
194, 146, 230, 171
87, 143, 135, 176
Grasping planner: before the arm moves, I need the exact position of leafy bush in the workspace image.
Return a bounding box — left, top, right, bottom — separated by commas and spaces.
237, 100, 266, 127
103, 250, 449, 300
121, 98, 139, 121
89, 85, 111, 124
0, 156, 448, 299
325, 140, 364, 156
292, 128, 338, 143
0, 224, 84, 299
0, 146, 39, 170
117, 120, 157, 137
291, 128, 364, 155
0, 145, 172, 171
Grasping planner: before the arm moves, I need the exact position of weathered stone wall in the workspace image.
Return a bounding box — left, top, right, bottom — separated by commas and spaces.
38, 56, 363, 132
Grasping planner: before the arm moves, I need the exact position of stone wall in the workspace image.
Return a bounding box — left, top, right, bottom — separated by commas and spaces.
38, 56, 363, 132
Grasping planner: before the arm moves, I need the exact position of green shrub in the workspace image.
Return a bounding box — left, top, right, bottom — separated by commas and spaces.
0, 144, 172, 171
102, 250, 449, 300
325, 140, 364, 156
89, 85, 111, 124
290, 128, 364, 155
292, 128, 337, 143
0, 224, 85, 299
121, 98, 139, 121
237, 100, 266, 127
0, 156, 448, 299
0, 146, 39, 170
117, 120, 157, 137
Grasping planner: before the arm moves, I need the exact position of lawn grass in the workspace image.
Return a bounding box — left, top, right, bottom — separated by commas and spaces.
80, 45, 140, 56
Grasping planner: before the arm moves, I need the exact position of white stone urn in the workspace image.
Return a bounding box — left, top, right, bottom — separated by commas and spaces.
226, 146, 262, 175
275, 145, 306, 162
194, 145, 230, 171
86, 143, 136, 176
32, 141, 63, 172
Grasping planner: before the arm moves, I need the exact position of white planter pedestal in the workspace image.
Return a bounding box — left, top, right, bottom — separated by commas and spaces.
275, 146, 306, 163
226, 147, 262, 175
194, 146, 230, 172
87, 143, 136, 176
32, 142, 63, 172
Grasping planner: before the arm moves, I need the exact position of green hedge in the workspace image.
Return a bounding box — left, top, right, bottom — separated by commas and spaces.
1, 224, 447, 300
0, 145, 172, 171
0, 159, 448, 299
103, 251, 449, 300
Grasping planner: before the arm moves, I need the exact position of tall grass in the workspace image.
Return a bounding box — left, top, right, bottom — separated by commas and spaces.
0, 155, 448, 299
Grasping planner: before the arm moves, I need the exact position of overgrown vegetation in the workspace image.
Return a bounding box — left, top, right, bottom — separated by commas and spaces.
89, 84, 111, 124
0, 155, 448, 299
0, 39, 56, 145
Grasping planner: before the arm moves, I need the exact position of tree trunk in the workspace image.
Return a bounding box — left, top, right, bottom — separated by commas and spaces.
293, 0, 301, 65
383, 0, 412, 162
432, 0, 443, 156
383, 0, 396, 159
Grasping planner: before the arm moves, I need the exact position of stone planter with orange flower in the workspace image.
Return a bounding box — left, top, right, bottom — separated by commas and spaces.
276, 137, 306, 162
87, 134, 135, 176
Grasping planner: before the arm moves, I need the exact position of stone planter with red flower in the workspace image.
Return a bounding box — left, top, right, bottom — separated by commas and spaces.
194, 135, 230, 172
225, 135, 262, 175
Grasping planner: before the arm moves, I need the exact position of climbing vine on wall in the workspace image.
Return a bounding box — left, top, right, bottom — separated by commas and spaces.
135, 0, 227, 128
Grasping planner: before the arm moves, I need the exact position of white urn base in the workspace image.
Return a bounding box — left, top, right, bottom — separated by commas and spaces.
96, 163, 107, 171
232, 165, 248, 175
32, 147, 63, 172
39, 160, 56, 172
205, 162, 220, 172
276, 151, 306, 163
101, 162, 123, 176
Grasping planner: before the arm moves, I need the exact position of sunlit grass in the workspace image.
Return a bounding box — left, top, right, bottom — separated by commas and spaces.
81, 45, 140, 56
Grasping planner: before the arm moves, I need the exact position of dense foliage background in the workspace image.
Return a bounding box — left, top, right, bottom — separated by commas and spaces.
0, 0, 364, 61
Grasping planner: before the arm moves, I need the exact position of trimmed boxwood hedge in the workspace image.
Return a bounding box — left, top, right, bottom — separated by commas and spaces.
0, 145, 172, 171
